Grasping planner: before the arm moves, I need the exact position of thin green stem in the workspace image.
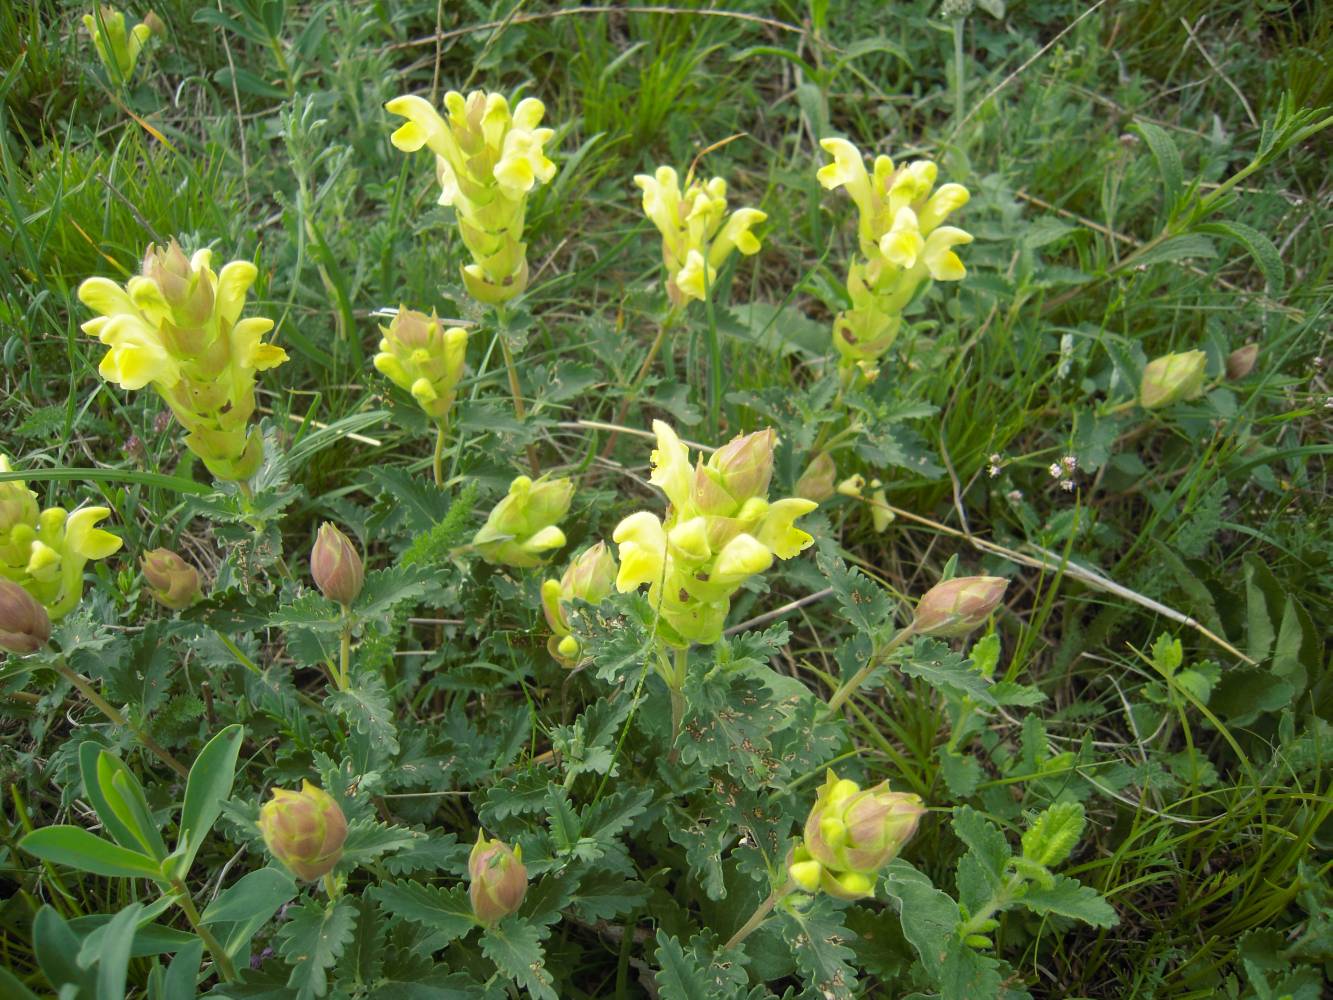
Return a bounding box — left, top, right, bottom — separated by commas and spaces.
432, 421, 448, 487
494, 305, 539, 474
52, 662, 188, 778
724, 879, 794, 950
952, 16, 966, 135
958, 872, 1025, 939
822, 624, 917, 720
667, 645, 689, 758
173, 879, 240, 982
337, 615, 352, 692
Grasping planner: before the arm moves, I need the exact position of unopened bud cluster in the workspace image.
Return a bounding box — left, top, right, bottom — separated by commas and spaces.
788, 770, 925, 899
818, 138, 972, 366
141, 548, 202, 610
612, 422, 817, 646
913, 575, 1008, 638
373, 309, 468, 423
635, 166, 766, 305
469, 833, 528, 924
84, 6, 161, 82
1139, 350, 1207, 410
258, 781, 348, 881
310, 523, 365, 607
473, 475, 573, 568
541, 542, 617, 666
0, 579, 51, 654
78, 239, 289, 482
0, 455, 122, 620
386, 90, 557, 303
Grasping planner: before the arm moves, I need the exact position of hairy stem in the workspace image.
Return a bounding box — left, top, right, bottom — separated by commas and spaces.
337, 615, 352, 692
52, 662, 188, 778
822, 623, 917, 720
432, 421, 448, 487
725, 879, 794, 950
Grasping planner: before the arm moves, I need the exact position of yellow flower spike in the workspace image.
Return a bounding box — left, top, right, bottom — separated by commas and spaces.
84, 6, 158, 82
373, 309, 469, 423
385, 89, 558, 305
637, 164, 764, 305
78, 240, 287, 483
473, 474, 573, 568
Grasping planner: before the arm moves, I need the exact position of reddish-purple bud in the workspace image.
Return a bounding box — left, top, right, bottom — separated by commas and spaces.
257, 781, 348, 881
310, 523, 364, 607
913, 576, 1007, 637
0, 579, 51, 654
141, 547, 201, 610
469, 834, 527, 924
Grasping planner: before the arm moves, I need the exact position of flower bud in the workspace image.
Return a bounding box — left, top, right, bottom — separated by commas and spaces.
836, 474, 865, 498
474, 475, 573, 567
257, 781, 348, 881
469, 833, 527, 924
802, 771, 925, 876
142, 239, 213, 326
310, 523, 364, 607
1225, 343, 1258, 380
142, 11, 165, 35
795, 452, 836, 503
1139, 350, 1207, 409
707, 428, 776, 507
0, 579, 51, 654
0, 455, 39, 532
560, 542, 616, 605
913, 575, 1007, 637
140, 547, 201, 610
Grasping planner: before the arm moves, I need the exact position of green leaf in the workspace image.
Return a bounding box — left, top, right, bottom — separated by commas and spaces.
881, 860, 961, 978
179, 724, 244, 872
353, 564, 435, 622
79, 743, 167, 860
326, 675, 400, 756
201, 866, 297, 957
367, 880, 476, 944
1130, 233, 1217, 269
32, 906, 96, 996
1021, 873, 1118, 927
276, 898, 357, 1000
938, 748, 983, 798
161, 940, 204, 1000
339, 817, 422, 868
816, 546, 893, 636
21, 826, 165, 881
940, 938, 1005, 1000
654, 930, 711, 1000
481, 917, 557, 1000
1210, 667, 1296, 725
952, 807, 1011, 879
780, 894, 859, 999
1198, 220, 1284, 293
95, 902, 144, 1000
1133, 120, 1183, 214
0, 967, 39, 1000
1020, 802, 1085, 868
901, 638, 998, 706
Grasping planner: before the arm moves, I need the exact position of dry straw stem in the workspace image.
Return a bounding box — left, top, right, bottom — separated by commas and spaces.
387, 6, 803, 52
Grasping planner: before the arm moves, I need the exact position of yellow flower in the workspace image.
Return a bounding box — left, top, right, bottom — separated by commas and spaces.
373, 309, 468, 423
611, 421, 816, 645
386, 90, 557, 304
635, 165, 766, 305
78, 240, 287, 483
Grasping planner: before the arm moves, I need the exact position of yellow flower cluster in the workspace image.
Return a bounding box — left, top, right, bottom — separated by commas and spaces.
612, 422, 816, 646
84, 6, 160, 82
473, 475, 573, 568
386, 90, 558, 304
78, 240, 288, 483
817, 138, 973, 366
0, 456, 122, 620
540, 542, 617, 666
373, 309, 469, 423
635, 166, 766, 305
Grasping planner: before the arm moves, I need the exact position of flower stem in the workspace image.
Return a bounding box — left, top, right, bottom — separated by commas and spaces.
52, 661, 188, 778
667, 644, 688, 760
494, 306, 539, 475
596, 303, 685, 467
725, 879, 793, 950
172, 879, 240, 982
337, 615, 352, 692
432, 421, 448, 487
822, 624, 917, 720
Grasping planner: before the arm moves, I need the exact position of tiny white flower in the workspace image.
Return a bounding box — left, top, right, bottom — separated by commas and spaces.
1062, 455, 1077, 471
1061, 479, 1075, 492
1048, 463, 1063, 479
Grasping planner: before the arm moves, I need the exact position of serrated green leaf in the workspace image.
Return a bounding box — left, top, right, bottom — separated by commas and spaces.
326, 675, 400, 755
937, 747, 983, 798
780, 894, 859, 999
882, 860, 961, 978
1020, 802, 1085, 868
276, 898, 357, 1000
816, 546, 893, 635
480, 918, 557, 999
1133, 120, 1183, 214
339, 818, 422, 868
1020, 873, 1118, 928
367, 880, 476, 943
940, 937, 1005, 1000
901, 638, 997, 706
654, 930, 711, 1000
